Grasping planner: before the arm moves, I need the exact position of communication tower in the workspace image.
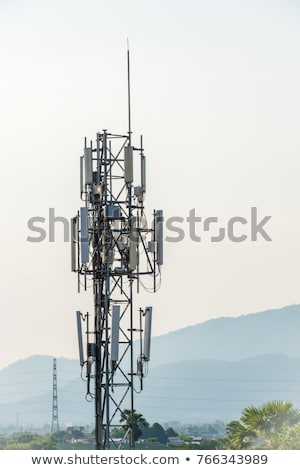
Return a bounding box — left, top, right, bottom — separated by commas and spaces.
72, 48, 163, 450
51, 358, 59, 433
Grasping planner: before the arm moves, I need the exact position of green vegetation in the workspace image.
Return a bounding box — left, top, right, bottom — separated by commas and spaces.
2, 401, 300, 450
118, 410, 171, 445
0, 433, 56, 450
221, 400, 300, 450
120, 409, 148, 443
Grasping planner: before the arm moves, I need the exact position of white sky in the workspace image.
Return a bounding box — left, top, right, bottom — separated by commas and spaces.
0, 0, 300, 369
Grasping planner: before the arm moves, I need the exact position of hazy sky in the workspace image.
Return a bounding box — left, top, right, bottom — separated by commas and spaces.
1, 0, 300, 369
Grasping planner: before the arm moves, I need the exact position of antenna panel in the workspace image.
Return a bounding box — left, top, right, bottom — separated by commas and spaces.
155, 210, 164, 265
129, 240, 138, 271
76, 311, 84, 367
129, 216, 138, 271
80, 207, 89, 264
71, 216, 78, 272
143, 307, 152, 361
84, 147, 93, 185
111, 305, 120, 362
141, 154, 146, 192
124, 146, 133, 183
80, 156, 84, 195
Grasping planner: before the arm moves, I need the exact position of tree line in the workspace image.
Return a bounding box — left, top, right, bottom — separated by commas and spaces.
1, 400, 300, 449
118, 400, 300, 450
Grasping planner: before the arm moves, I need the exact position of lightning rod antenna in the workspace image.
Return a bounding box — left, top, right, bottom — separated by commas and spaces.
127, 38, 132, 145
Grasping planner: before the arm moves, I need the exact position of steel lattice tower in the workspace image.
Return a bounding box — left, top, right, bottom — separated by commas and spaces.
51, 358, 59, 433
72, 50, 163, 450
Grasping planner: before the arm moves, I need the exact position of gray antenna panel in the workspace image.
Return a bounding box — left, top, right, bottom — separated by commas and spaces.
141, 154, 146, 192
155, 210, 163, 265
124, 146, 133, 183
143, 307, 152, 361
129, 216, 138, 271
84, 147, 93, 185
76, 311, 84, 367
71, 216, 78, 272
111, 305, 120, 362
80, 156, 84, 196
80, 207, 89, 264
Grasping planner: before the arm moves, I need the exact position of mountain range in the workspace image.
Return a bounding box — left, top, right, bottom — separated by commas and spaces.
1, 304, 300, 428
149, 303, 300, 366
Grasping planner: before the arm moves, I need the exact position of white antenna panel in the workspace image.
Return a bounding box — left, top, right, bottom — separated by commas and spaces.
143, 307, 152, 361
111, 305, 120, 362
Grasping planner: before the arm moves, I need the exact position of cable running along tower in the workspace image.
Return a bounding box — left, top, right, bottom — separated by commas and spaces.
72, 48, 163, 450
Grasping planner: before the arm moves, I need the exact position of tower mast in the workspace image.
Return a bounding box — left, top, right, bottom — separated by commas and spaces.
72, 50, 163, 449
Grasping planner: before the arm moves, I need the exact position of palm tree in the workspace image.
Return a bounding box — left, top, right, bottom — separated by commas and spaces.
225, 420, 255, 450
226, 400, 300, 450
120, 409, 148, 444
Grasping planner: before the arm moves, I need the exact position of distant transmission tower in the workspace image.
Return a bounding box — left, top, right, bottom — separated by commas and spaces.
72, 47, 163, 450
51, 358, 59, 433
